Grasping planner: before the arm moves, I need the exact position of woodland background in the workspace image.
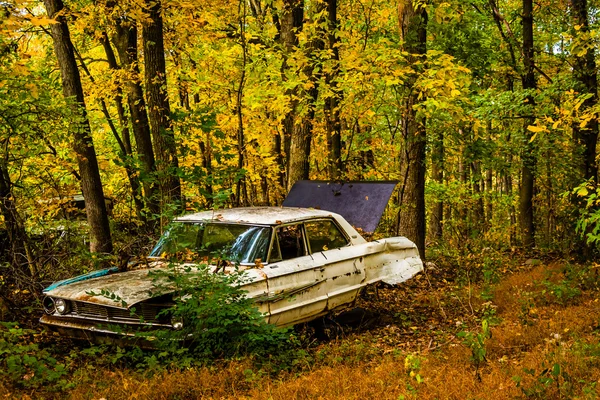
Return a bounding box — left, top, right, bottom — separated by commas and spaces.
0, 0, 599, 262
1, 0, 600, 398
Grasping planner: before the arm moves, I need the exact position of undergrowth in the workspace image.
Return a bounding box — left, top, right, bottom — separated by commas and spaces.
2, 246, 600, 399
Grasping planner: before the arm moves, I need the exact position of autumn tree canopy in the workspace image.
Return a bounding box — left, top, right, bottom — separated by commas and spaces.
0, 0, 599, 261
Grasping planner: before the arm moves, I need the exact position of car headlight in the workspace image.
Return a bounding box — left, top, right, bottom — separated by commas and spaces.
43, 297, 55, 314
55, 298, 69, 314
172, 318, 184, 330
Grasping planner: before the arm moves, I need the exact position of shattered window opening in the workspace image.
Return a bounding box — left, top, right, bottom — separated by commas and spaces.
276, 224, 307, 261
305, 220, 349, 253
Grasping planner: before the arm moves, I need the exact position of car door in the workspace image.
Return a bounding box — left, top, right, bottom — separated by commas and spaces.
263, 219, 366, 327
304, 219, 366, 312
262, 223, 328, 326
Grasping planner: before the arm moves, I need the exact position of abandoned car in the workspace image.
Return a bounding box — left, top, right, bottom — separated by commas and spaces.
40, 182, 424, 342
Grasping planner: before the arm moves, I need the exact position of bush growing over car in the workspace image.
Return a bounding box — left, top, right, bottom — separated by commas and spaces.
146, 262, 294, 362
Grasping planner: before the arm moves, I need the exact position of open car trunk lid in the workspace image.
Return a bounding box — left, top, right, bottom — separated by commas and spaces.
283, 180, 398, 233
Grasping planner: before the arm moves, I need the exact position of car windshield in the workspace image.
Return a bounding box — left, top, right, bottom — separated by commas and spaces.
149, 222, 271, 264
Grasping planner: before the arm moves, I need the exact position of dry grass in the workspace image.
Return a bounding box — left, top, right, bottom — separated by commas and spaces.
4, 261, 600, 399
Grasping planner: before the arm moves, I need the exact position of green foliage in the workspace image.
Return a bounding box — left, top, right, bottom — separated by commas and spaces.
403, 353, 424, 395
145, 262, 297, 366
541, 279, 581, 306
518, 295, 538, 326
574, 181, 600, 248
0, 323, 70, 390
537, 263, 597, 306
513, 361, 573, 398
457, 318, 492, 379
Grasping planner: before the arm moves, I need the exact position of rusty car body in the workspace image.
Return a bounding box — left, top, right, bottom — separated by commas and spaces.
40, 182, 423, 342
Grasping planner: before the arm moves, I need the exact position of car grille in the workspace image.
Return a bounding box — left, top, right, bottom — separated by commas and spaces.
70, 301, 169, 325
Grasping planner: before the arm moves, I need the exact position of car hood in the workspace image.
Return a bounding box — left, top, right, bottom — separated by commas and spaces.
43, 265, 175, 308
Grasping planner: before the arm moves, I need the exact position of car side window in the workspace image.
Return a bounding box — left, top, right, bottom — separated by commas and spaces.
305, 220, 349, 253
274, 224, 306, 261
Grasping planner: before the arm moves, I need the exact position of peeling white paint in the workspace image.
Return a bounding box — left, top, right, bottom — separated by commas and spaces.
41, 207, 423, 335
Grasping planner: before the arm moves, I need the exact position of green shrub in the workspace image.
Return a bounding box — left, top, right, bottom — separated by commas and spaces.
146, 263, 296, 365
457, 318, 492, 380
0, 322, 70, 390
541, 279, 581, 305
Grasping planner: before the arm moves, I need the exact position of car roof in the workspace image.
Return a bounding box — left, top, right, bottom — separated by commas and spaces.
175, 206, 343, 226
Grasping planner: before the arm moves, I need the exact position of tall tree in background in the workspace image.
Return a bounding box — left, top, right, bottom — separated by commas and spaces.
279, 0, 304, 190
43, 0, 113, 253
96, 31, 145, 221
324, 0, 343, 180
397, 0, 427, 259
142, 0, 182, 212
429, 128, 443, 239
0, 164, 36, 273
113, 15, 160, 224
570, 0, 598, 185
520, 0, 537, 248
287, 1, 325, 191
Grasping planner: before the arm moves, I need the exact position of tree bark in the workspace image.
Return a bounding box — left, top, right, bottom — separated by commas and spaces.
112, 19, 160, 223
485, 167, 493, 228
520, 0, 537, 248
0, 163, 36, 274
324, 0, 343, 180
235, 0, 249, 207
397, 1, 427, 259
43, 0, 112, 253
286, 2, 325, 191
98, 32, 145, 221
142, 0, 182, 212
570, 0, 599, 184
280, 0, 304, 190
472, 160, 485, 233
429, 129, 443, 239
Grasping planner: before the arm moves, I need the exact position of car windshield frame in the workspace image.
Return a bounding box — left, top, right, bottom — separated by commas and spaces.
149, 221, 272, 265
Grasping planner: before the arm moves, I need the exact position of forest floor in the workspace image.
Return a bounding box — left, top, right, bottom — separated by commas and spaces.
2, 253, 600, 399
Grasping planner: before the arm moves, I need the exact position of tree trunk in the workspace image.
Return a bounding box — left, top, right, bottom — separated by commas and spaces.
43, 0, 112, 253
280, 0, 304, 190
324, 0, 343, 180
472, 160, 485, 233
396, 1, 427, 259
520, 0, 537, 248
429, 129, 443, 239
0, 164, 36, 274
274, 131, 285, 195
287, 119, 314, 189
286, 1, 326, 191
113, 18, 160, 223
485, 167, 493, 228
142, 0, 182, 212
98, 32, 145, 221
235, 0, 249, 207
199, 134, 214, 207
571, 0, 599, 184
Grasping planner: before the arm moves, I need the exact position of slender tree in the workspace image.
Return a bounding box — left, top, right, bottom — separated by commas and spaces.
570, 0, 598, 184
142, 0, 182, 212
429, 128, 444, 239
113, 16, 160, 222
279, 0, 304, 190
396, 0, 427, 259
520, 0, 537, 248
287, 1, 325, 191
324, 0, 343, 180
43, 0, 112, 253
0, 164, 36, 274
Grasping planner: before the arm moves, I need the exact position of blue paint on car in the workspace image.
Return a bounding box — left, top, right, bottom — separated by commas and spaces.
43, 267, 119, 293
